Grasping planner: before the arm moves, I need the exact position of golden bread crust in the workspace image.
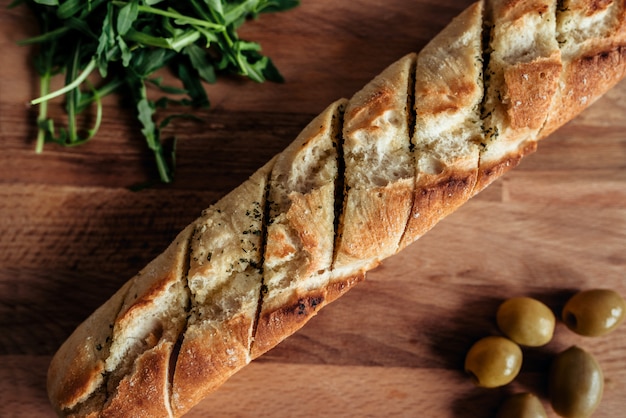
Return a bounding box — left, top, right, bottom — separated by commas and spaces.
337, 181, 414, 263
403, 171, 478, 246
474, 139, 538, 193
250, 272, 365, 359
101, 341, 172, 418
542, 44, 626, 136
504, 55, 562, 130
171, 316, 251, 416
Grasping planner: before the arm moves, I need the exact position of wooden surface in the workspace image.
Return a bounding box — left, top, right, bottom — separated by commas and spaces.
1, 1, 625, 417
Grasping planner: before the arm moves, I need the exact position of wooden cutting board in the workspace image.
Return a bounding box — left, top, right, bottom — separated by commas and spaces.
1, 1, 625, 417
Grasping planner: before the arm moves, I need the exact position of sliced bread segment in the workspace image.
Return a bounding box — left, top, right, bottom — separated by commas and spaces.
51, 226, 194, 417
170, 160, 275, 415
334, 54, 416, 270
251, 100, 355, 359
477, 0, 562, 192
400, 1, 484, 249
541, 0, 626, 136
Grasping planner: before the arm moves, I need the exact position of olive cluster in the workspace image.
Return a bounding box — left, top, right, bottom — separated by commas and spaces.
463, 289, 625, 418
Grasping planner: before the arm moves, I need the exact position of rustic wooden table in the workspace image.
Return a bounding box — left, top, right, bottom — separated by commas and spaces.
1, 1, 625, 417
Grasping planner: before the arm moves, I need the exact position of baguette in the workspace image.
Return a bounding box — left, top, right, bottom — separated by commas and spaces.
47, 1, 626, 416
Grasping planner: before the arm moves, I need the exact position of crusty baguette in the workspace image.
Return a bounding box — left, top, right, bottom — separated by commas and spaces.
47, 1, 626, 416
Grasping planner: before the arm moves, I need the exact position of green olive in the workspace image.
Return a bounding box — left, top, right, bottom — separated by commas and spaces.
562, 289, 625, 337
464, 336, 522, 388
496, 297, 555, 347
496, 393, 548, 418
549, 346, 604, 418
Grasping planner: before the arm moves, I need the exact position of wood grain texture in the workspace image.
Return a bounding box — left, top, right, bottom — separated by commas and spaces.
1, 0, 625, 417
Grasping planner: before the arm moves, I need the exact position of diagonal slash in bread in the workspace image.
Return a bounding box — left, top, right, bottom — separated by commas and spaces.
47, 1, 626, 416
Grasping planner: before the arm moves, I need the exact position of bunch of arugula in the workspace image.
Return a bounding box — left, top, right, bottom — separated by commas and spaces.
13, 0, 299, 183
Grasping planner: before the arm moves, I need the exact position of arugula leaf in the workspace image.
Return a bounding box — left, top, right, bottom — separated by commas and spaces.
17, 0, 299, 183
176, 58, 210, 107
116, 0, 138, 35
183, 43, 216, 83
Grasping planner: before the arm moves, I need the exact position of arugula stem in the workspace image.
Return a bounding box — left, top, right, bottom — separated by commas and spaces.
189, 1, 211, 22
113, 2, 227, 31
168, 31, 202, 51
124, 29, 171, 49
77, 77, 124, 112
17, 26, 71, 45
31, 58, 98, 105
34, 29, 58, 154
66, 43, 81, 143
88, 84, 104, 141
35, 71, 51, 154
154, 144, 172, 183
64, 81, 104, 147
135, 80, 172, 183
